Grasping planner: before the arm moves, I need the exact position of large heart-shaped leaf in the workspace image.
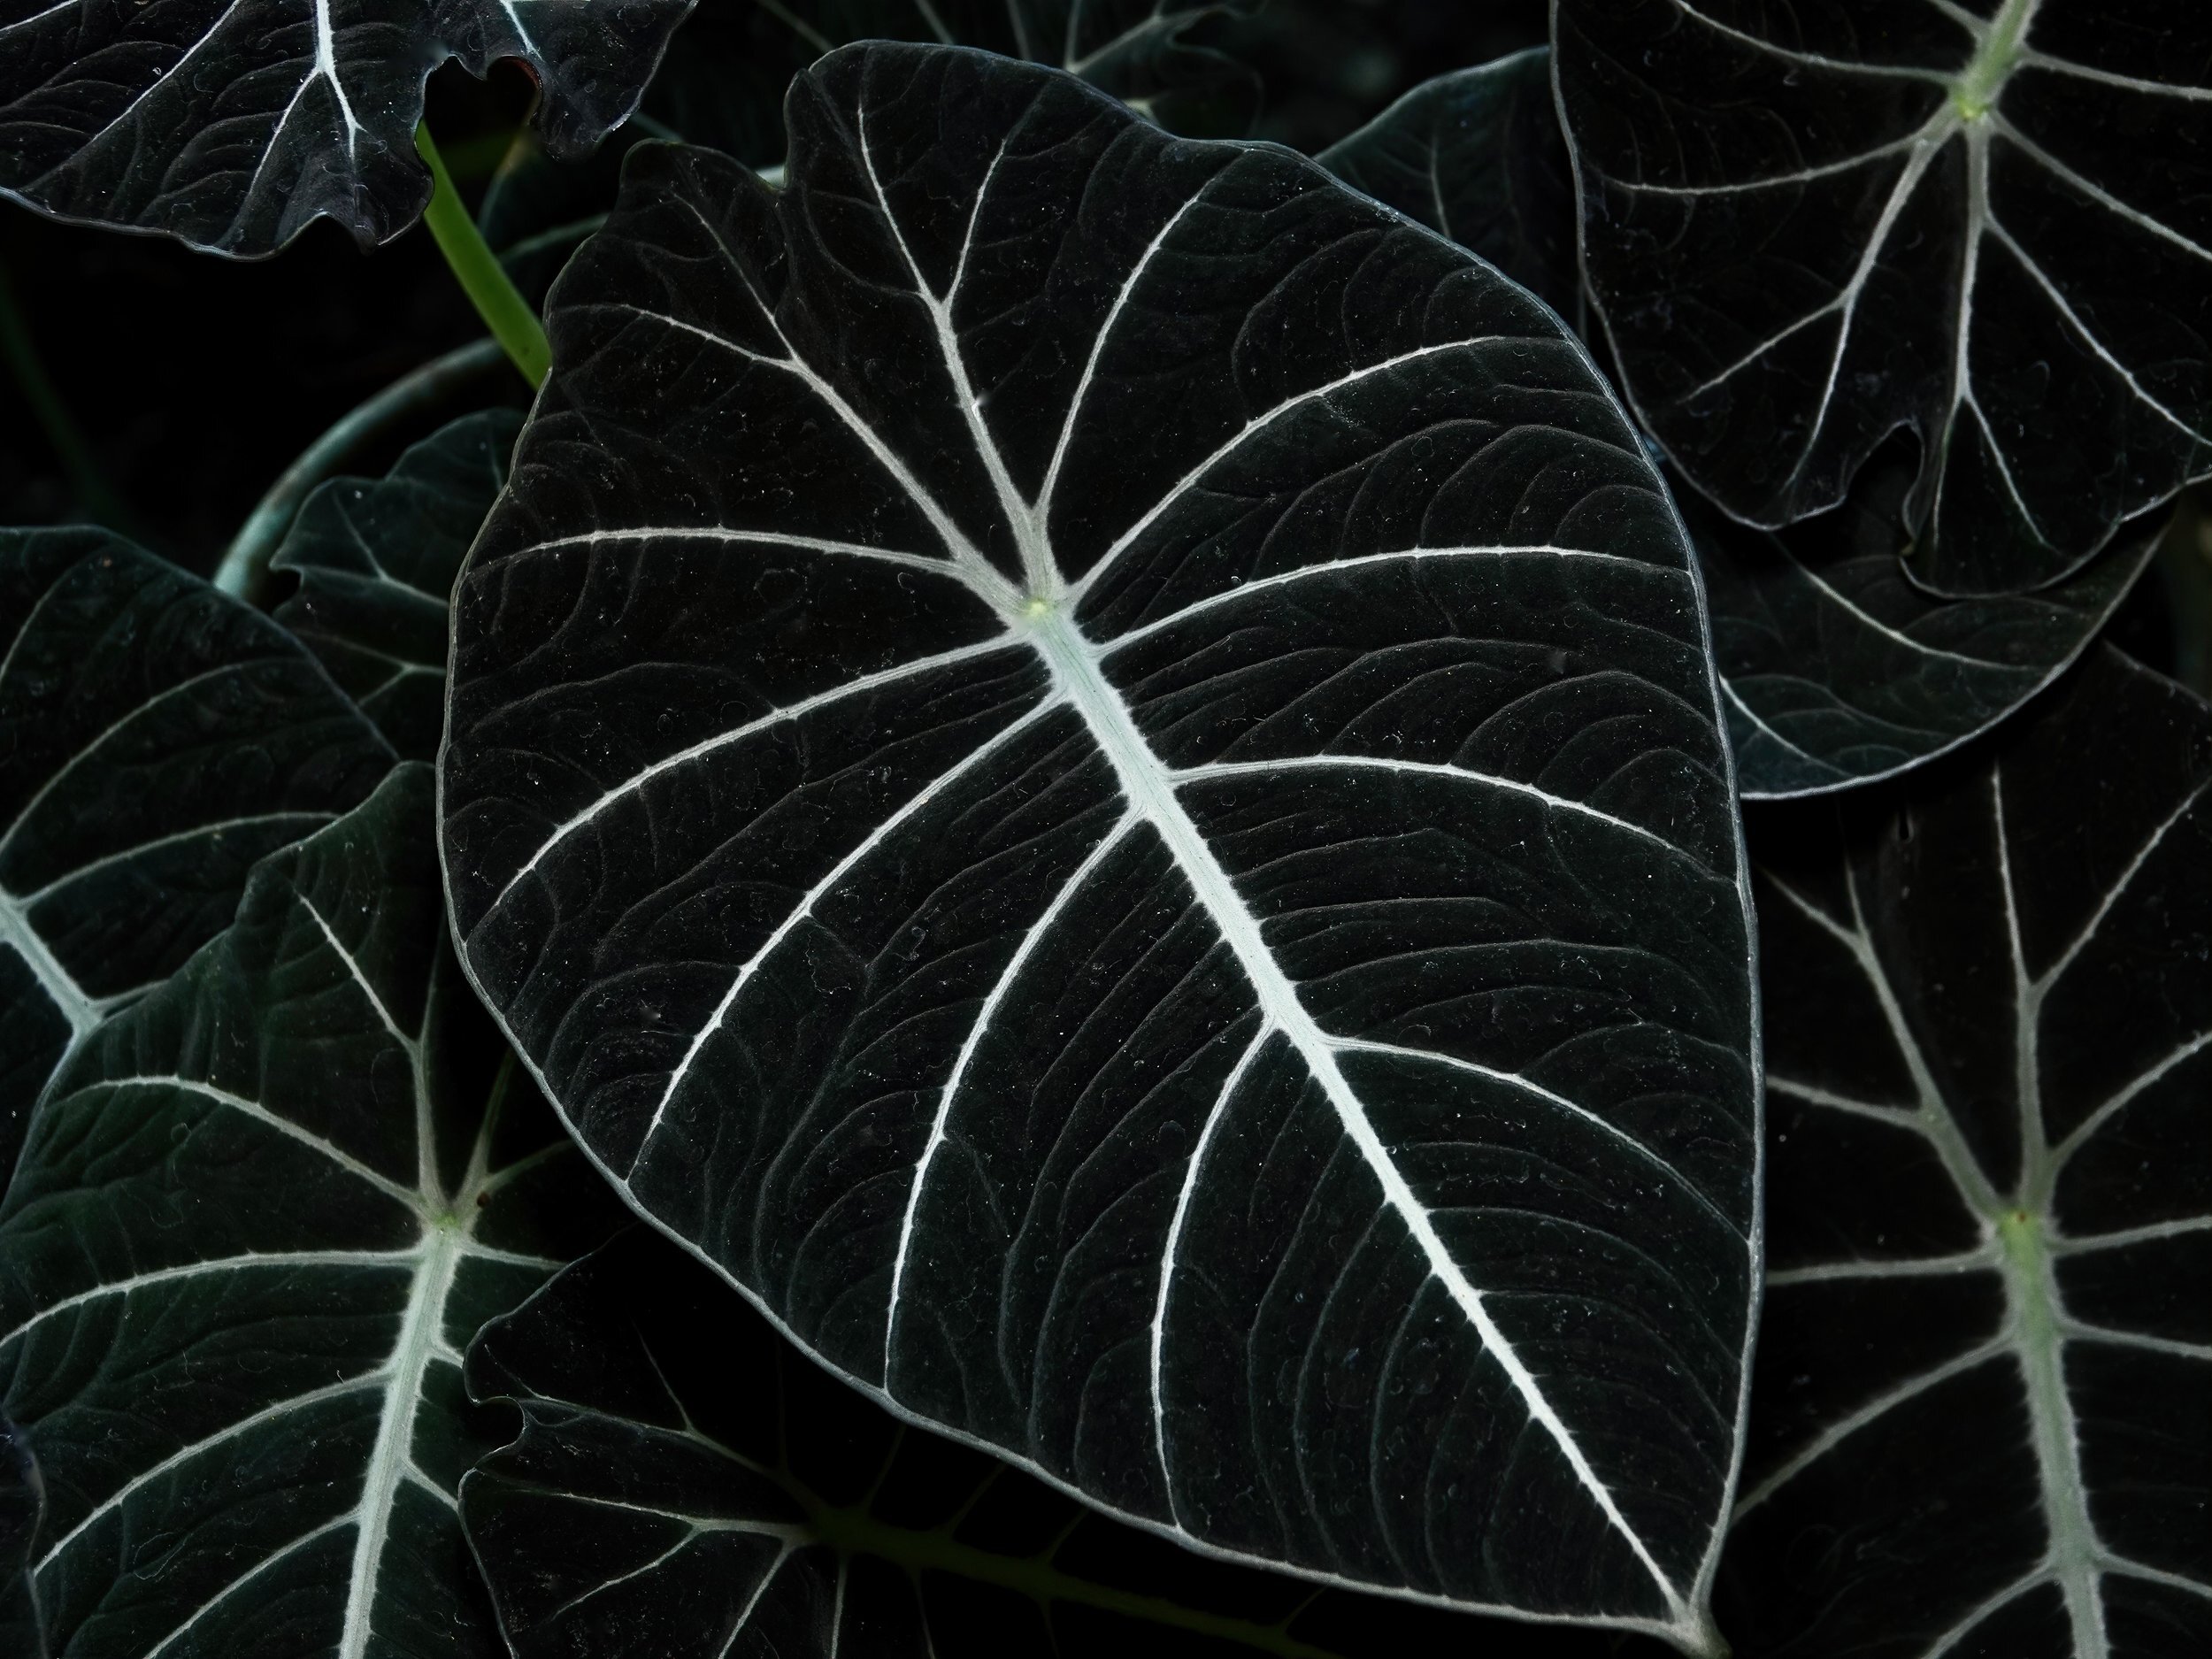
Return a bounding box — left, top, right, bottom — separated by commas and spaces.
465, 1229, 1662, 1659
1698, 458, 2161, 797
479, 0, 1262, 303
272, 411, 521, 763
0, 527, 393, 1171
1317, 48, 1578, 324
0, 764, 619, 1657
1722, 648, 2211, 1652
1555, 0, 2212, 595
0, 0, 693, 255
441, 42, 1759, 1648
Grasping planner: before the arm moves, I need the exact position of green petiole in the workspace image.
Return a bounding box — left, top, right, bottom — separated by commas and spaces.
414, 122, 551, 388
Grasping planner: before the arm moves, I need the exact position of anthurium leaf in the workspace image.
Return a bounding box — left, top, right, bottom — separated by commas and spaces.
1701, 457, 2162, 797
1317, 48, 1578, 321
463, 1229, 1663, 1659
1723, 648, 2212, 1653
441, 42, 1759, 1648
1555, 0, 2212, 595
0, 763, 620, 1658
272, 411, 522, 763
0, 526, 393, 1172
0, 0, 693, 255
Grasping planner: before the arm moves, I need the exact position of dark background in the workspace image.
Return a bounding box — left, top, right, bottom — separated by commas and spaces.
0, 1, 1547, 578
0, 0, 2195, 668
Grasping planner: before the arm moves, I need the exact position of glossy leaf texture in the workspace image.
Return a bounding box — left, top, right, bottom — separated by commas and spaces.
1317, 47, 1579, 324
1722, 648, 2211, 1655
1555, 0, 2212, 595
0, 0, 693, 255
0, 764, 620, 1659
464, 1228, 1666, 1659
0, 527, 393, 1173
441, 42, 1759, 1647
1699, 456, 2160, 797
479, 0, 1261, 304
272, 411, 522, 763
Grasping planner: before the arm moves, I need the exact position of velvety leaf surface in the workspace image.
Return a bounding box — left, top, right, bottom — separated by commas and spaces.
0, 0, 693, 255
1309, 61, 2147, 797
0, 1415, 34, 1658
1723, 648, 2212, 1654
1555, 0, 2212, 595
0, 527, 393, 1172
0, 764, 619, 1658
272, 411, 521, 763
1317, 47, 1578, 321
1699, 458, 2160, 797
480, 0, 1261, 304
464, 1229, 1668, 1659
441, 42, 1758, 1647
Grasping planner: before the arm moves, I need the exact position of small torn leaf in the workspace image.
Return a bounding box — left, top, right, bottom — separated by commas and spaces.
273, 411, 522, 762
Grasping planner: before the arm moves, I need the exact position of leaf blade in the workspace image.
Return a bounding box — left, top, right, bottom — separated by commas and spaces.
443, 42, 1759, 1644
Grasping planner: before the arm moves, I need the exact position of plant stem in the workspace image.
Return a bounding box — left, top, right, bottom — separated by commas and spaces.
0, 252, 136, 534
415, 122, 551, 388
211, 336, 508, 603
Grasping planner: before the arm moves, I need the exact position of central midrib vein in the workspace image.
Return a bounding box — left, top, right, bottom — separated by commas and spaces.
337, 1220, 463, 1659
1998, 1209, 2105, 1655
1019, 603, 1688, 1621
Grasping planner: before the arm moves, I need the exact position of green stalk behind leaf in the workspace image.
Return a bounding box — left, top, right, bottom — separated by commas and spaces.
416, 122, 552, 388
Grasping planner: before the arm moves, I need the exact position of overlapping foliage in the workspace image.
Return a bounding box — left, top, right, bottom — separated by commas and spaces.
0, 4, 2204, 1657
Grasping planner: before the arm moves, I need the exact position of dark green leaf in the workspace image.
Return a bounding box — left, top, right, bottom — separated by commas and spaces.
1701, 457, 2160, 796
0, 0, 693, 255
480, 0, 1263, 303
442, 42, 1757, 1649
0, 1414, 35, 1659
272, 411, 522, 762
1724, 648, 2212, 1652
0, 527, 393, 1171
0, 764, 620, 1658
464, 1228, 1668, 1659
1308, 63, 2159, 797
1555, 0, 2212, 595
1317, 48, 1579, 322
